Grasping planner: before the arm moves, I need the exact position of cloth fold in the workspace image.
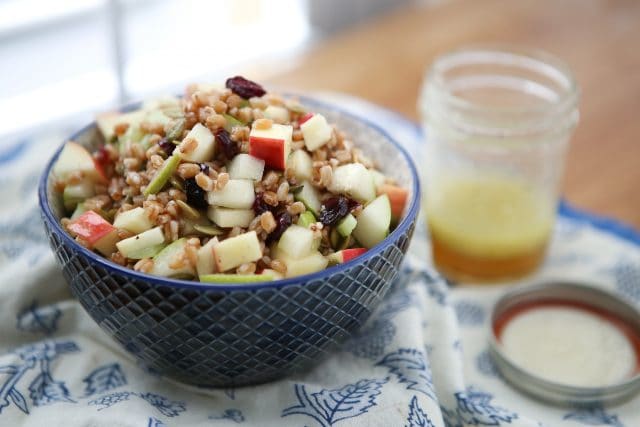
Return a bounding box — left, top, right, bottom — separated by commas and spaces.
0, 94, 638, 426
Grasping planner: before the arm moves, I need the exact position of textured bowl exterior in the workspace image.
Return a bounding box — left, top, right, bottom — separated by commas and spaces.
39, 98, 420, 387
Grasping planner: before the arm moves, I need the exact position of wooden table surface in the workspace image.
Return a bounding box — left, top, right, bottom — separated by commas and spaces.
265, 0, 640, 229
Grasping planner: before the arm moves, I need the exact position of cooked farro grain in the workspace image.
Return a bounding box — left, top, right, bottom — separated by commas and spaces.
260, 211, 276, 233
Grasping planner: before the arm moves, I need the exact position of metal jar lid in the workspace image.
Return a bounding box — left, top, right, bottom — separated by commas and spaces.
488, 281, 640, 406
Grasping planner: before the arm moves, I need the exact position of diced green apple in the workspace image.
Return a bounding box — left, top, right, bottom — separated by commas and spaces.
212, 231, 262, 272
207, 206, 255, 228
150, 238, 196, 278
327, 248, 367, 265
144, 153, 181, 196
179, 123, 215, 163
67, 211, 119, 256
96, 110, 145, 141
70, 203, 87, 220
113, 207, 154, 234
336, 213, 357, 237
378, 184, 408, 222
287, 149, 313, 182
300, 113, 332, 151
370, 169, 386, 190
115, 226, 165, 259
294, 181, 321, 216
196, 237, 218, 276
228, 154, 265, 181
352, 194, 391, 249
277, 225, 316, 259
53, 141, 107, 184
275, 250, 328, 278
263, 105, 290, 123
329, 163, 376, 203
249, 123, 292, 170
260, 268, 284, 280
207, 179, 255, 209
297, 211, 316, 228
63, 180, 95, 211
199, 273, 274, 283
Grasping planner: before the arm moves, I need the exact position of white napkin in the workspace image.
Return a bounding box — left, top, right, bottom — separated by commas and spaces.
0, 95, 638, 427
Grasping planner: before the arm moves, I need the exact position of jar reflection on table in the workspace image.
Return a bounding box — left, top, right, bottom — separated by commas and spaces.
419, 47, 579, 282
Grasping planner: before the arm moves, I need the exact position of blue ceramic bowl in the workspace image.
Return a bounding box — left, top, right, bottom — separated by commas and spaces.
38, 97, 420, 387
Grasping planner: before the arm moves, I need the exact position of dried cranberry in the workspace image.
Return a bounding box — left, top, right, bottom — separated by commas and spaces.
319, 196, 351, 225
158, 138, 175, 156
225, 76, 266, 99
199, 163, 210, 174
269, 210, 292, 242
94, 145, 110, 168
253, 192, 273, 215
215, 129, 239, 159
184, 178, 207, 208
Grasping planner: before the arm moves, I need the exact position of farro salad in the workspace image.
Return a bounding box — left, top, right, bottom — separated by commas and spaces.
53, 76, 408, 282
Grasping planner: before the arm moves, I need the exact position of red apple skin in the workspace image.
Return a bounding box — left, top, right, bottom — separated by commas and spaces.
299, 112, 314, 125
67, 211, 116, 247
379, 184, 408, 221
249, 136, 286, 170
340, 248, 367, 263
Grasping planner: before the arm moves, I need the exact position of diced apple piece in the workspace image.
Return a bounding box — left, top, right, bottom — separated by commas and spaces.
144, 153, 181, 196
298, 112, 314, 124
336, 213, 357, 237
260, 268, 284, 280
370, 169, 386, 190
379, 184, 408, 222
207, 207, 255, 228
249, 123, 292, 170
199, 273, 274, 283
113, 207, 154, 234
212, 231, 262, 272
297, 211, 316, 228
353, 194, 391, 249
288, 149, 313, 182
228, 154, 265, 181
70, 202, 87, 220
150, 238, 195, 278
196, 237, 218, 276
67, 211, 119, 256
116, 226, 165, 259
63, 180, 95, 211
179, 123, 215, 163
144, 109, 172, 128
263, 105, 290, 123
96, 110, 145, 141
327, 248, 367, 265
276, 250, 328, 278
300, 113, 332, 151
294, 181, 321, 216
329, 163, 376, 203
207, 179, 255, 209
53, 141, 107, 184
277, 225, 316, 259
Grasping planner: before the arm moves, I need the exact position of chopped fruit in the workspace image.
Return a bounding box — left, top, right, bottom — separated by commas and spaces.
207, 206, 255, 228
63, 181, 95, 211
96, 110, 145, 141
329, 228, 351, 251
299, 112, 314, 125
379, 184, 408, 222
225, 76, 266, 99
53, 141, 107, 184
67, 211, 119, 256
327, 248, 367, 265
70, 202, 87, 220
223, 114, 246, 132
212, 231, 262, 272
294, 182, 321, 216
249, 123, 292, 170
370, 169, 386, 190
319, 196, 351, 226
207, 179, 255, 209
199, 273, 274, 283
297, 211, 316, 228
260, 268, 284, 280
196, 237, 218, 276
144, 153, 181, 196
263, 105, 290, 123
300, 113, 332, 151
329, 163, 376, 203
113, 207, 153, 234
277, 225, 316, 259
269, 210, 292, 242
228, 154, 265, 181
353, 194, 391, 249
150, 238, 195, 278
180, 123, 215, 163
288, 149, 313, 182
275, 250, 328, 278
215, 129, 239, 159
115, 226, 165, 259
336, 213, 357, 237
184, 177, 207, 208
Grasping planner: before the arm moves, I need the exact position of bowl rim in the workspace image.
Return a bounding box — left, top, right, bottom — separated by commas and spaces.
38, 95, 421, 291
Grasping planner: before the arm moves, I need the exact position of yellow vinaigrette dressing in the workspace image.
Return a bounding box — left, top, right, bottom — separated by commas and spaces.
427, 176, 554, 281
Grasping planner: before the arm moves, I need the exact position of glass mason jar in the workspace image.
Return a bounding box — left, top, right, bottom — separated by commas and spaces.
418, 47, 579, 282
